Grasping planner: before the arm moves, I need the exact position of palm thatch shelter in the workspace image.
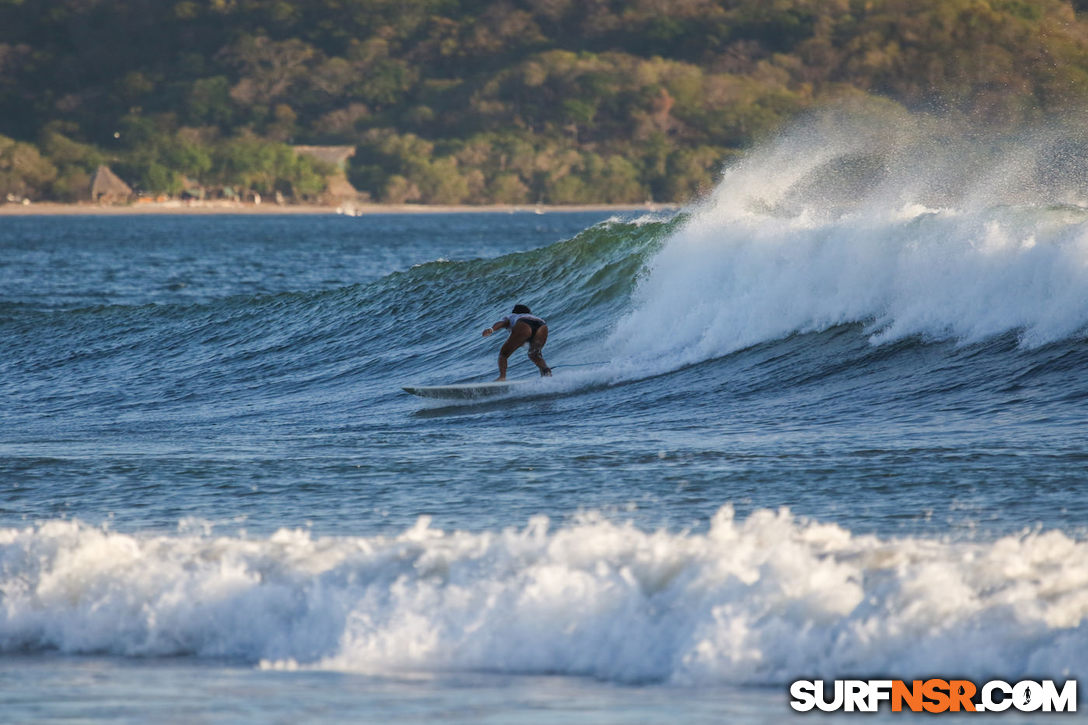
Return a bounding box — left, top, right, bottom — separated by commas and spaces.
90, 165, 132, 204
292, 145, 361, 201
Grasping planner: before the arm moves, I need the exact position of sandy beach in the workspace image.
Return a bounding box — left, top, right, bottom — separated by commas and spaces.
0, 201, 680, 216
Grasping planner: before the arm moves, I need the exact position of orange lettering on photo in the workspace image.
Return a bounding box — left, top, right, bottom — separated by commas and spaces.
948, 680, 977, 712
922, 679, 951, 713
892, 680, 924, 712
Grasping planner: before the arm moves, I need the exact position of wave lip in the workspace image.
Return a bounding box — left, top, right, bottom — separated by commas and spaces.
607, 113, 1088, 378
1, 509, 1085, 685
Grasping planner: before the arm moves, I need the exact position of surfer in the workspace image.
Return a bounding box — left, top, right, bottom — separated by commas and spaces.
482, 304, 552, 380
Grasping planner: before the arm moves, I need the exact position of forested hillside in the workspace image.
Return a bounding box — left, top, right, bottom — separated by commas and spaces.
3, 0, 1088, 204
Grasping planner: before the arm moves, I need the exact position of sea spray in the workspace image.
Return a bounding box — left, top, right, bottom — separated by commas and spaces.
606, 112, 1088, 377
2, 508, 1085, 684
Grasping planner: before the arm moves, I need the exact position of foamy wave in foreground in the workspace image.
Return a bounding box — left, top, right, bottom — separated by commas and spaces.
1, 508, 1085, 684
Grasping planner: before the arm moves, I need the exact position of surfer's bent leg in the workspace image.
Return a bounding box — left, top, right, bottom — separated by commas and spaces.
528, 325, 551, 376
497, 322, 532, 380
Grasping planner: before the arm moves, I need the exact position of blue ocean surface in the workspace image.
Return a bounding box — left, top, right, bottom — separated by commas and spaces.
2, 123, 1087, 723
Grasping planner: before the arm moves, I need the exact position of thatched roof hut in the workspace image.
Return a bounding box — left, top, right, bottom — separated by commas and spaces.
90, 165, 132, 204
325, 174, 362, 199
292, 145, 360, 201
292, 145, 355, 170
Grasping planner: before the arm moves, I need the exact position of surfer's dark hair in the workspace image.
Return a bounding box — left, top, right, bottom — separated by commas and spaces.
512, 304, 531, 314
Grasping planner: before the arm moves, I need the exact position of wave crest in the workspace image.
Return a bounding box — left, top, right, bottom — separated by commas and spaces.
608, 112, 1088, 375
2, 509, 1085, 684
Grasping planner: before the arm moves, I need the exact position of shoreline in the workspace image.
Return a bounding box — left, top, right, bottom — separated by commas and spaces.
0, 201, 680, 216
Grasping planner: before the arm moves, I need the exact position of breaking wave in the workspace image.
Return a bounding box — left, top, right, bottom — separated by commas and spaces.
2, 509, 1085, 684
607, 112, 1088, 377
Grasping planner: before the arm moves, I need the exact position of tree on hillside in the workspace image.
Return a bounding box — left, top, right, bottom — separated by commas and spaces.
3, 0, 1088, 203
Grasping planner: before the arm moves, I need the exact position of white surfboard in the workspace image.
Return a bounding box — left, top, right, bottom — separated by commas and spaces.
402, 379, 536, 399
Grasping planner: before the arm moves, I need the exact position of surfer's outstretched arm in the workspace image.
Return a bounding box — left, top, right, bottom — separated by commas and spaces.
482, 319, 509, 337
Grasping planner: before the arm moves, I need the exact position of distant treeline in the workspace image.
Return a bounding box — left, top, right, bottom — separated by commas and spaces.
4, 0, 1088, 204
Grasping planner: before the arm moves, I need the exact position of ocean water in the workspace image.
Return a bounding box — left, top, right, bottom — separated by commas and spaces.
3, 119, 1088, 722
